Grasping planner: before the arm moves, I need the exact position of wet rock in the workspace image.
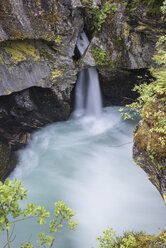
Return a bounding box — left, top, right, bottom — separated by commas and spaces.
0, 141, 17, 182
0, 86, 71, 146
78, 37, 97, 68
99, 68, 151, 106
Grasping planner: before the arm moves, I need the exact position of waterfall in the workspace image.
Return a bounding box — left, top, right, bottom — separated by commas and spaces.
73, 31, 102, 118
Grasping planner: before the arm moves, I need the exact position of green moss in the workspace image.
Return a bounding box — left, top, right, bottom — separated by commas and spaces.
81, 0, 93, 7
112, 37, 123, 51
134, 98, 166, 162
125, 0, 164, 14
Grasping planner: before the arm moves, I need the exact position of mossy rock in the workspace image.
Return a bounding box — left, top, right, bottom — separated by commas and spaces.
137, 231, 166, 247
134, 97, 166, 161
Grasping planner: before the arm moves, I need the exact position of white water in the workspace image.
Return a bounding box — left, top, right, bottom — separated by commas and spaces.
8, 108, 166, 247
2, 31, 166, 247
73, 31, 102, 118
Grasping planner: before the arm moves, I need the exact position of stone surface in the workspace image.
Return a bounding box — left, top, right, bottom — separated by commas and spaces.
133, 142, 166, 203
81, 1, 166, 69
0, 141, 17, 181
99, 2, 166, 69
99, 68, 151, 106
0, 39, 77, 97
0, 0, 82, 44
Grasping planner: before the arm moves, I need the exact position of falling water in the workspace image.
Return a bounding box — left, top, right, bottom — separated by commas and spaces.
74, 31, 102, 118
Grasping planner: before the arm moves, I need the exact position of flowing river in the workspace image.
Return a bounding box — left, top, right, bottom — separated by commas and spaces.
8, 107, 166, 247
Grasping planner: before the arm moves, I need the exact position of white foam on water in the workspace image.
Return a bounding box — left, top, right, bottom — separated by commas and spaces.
8, 107, 166, 248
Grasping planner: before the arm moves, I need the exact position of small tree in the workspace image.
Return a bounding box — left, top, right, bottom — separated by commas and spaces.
0, 178, 78, 248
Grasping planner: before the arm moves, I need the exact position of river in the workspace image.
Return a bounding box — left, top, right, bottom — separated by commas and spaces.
8, 106, 166, 248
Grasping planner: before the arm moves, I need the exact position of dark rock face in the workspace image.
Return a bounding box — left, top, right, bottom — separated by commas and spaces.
0, 0, 80, 43
0, 141, 17, 181
133, 143, 166, 203
0, 86, 71, 180
99, 68, 151, 106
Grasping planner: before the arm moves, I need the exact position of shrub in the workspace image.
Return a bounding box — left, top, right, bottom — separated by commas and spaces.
0, 179, 78, 248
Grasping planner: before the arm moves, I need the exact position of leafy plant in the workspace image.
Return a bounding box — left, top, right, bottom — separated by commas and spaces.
0, 179, 78, 248
161, 0, 166, 13
96, 227, 143, 248
90, 0, 117, 31
92, 47, 110, 66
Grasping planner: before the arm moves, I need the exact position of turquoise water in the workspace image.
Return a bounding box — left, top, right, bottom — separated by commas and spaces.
4, 107, 166, 247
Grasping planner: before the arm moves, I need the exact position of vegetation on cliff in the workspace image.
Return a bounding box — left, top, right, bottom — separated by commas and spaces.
120, 1, 166, 163
89, 0, 118, 31
127, 37, 166, 161
96, 227, 166, 248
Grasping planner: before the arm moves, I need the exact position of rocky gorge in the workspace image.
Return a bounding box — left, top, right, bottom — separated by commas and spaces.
0, 0, 165, 205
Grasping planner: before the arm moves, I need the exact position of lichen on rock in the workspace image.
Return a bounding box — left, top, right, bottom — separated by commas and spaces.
1, 40, 40, 64
0, 39, 77, 98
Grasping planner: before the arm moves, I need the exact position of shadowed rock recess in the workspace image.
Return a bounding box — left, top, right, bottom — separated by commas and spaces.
0, 0, 165, 200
